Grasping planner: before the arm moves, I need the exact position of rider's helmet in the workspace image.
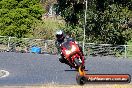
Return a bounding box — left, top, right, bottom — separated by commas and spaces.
55, 30, 65, 41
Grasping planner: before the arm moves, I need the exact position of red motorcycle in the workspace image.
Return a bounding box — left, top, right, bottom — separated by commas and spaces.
60, 39, 85, 69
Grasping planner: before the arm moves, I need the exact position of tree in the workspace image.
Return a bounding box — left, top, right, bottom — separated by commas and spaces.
56, 0, 132, 44
55, 0, 85, 25
85, 0, 132, 44
0, 0, 44, 38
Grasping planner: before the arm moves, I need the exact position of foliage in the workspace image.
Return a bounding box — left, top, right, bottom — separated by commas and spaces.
56, 0, 132, 45
0, 0, 44, 38
63, 26, 84, 41
55, 0, 85, 26
86, 4, 132, 45
0, 37, 9, 45
32, 17, 66, 40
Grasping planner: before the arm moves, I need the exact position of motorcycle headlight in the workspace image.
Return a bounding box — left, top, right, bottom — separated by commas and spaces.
71, 45, 76, 52
65, 45, 76, 55
75, 41, 78, 44
65, 50, 71, 55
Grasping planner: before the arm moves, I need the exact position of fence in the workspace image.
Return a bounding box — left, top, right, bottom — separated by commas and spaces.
0, 36, 132, 58
0, 36, 58, 54
84, 43, 132, 58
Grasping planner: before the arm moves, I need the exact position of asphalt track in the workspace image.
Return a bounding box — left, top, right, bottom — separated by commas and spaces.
0, 52, 132, 85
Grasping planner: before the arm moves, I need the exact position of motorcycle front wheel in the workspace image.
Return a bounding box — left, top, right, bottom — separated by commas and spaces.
76, 75, 87, 85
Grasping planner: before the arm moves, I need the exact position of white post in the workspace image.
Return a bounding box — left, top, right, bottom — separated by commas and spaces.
45, 42, 47, 52
83, 0, 87, 54
8, 37, 11, 50
124, 45, 127, 58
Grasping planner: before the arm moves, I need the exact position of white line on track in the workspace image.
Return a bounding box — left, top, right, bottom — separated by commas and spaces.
0, 70, 10, 78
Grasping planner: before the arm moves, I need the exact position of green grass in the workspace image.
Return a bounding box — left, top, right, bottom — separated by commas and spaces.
32, 16, 66, 39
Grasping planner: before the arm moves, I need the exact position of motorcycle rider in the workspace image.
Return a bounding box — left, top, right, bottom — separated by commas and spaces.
55, 30, 85, 69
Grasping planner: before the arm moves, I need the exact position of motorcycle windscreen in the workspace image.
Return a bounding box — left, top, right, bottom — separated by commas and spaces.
62, 41, 71, 50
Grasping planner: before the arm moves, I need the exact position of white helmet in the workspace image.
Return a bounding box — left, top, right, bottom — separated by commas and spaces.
55, 30, 65, 40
